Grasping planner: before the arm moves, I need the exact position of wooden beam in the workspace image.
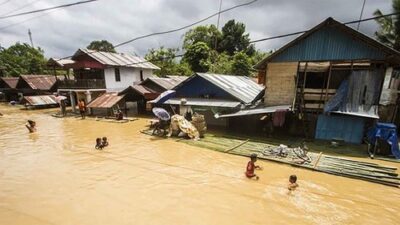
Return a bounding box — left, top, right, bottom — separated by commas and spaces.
324, 62, 333, 103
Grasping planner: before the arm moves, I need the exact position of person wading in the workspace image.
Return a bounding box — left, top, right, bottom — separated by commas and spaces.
78, 99, 86, 119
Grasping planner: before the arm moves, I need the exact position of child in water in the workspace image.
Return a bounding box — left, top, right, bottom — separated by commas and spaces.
102, 137, 109, 147
25, 120, 36, 133
95, 138, 103, 150
288, 175, 299, 191
245, 153, 262, 180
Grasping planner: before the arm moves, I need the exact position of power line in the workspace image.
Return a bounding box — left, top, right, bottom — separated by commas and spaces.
0, 0, 12, 7
357, 0, 367, 30
113, 0, 258, 48
56, 0, 258, 61
0, 0, 42, 17
250, 12, 400, 44
0, 9, 58, 31
0, 0, 98, 20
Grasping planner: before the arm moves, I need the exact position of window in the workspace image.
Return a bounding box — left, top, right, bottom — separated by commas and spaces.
115, 68, 121, 82
140, 70, 144, 81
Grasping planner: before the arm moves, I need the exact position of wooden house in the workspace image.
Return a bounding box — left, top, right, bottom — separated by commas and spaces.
254, 17, 400, 143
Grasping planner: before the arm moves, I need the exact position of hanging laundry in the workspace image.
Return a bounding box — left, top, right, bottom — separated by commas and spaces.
273, 109, 287, 127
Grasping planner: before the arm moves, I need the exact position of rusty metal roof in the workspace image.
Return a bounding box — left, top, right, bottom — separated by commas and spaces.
73, 49, 160, 70
119, 85, 160, 100
20, 75, 57, 90
87, 92, 124, 108
23, 95, 58, 106
1, 77, 18, 88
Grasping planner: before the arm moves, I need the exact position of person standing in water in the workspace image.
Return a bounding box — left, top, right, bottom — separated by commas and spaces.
245, 153, 262, 180
25, 120, 36, 133
78, 99, 86, 119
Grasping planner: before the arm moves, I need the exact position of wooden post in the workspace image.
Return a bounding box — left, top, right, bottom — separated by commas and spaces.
324, 62, 333, 103
225, 139, 250, 153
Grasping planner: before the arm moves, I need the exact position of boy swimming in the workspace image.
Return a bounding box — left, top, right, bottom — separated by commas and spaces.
25, 120, 36, 133
288, 175, 299, 191
95, 138, 103, 150
245, 153, 262, 180
102, 137, 109, 147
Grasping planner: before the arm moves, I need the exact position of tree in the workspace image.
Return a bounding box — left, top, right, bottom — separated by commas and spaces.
218, 19, 255, 56
183, 42, 211, 72
209, 51, 232, 74
0, 42, 47, 77
183, 25, 221, 51
145, 47, 179, 76
231, 51, 252, 76
87, 40, 116, 52
374, 0, 400, 50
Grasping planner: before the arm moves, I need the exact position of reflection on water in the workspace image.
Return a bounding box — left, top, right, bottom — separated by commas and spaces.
0, 104, 399, 225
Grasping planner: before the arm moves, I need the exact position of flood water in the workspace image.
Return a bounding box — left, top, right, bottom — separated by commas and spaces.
0, 104, 399, 225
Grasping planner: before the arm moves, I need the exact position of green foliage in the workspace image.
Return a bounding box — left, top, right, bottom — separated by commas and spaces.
218, 19, 255, 56
183, 42, 211, 72
87, 40, 116, 53
183, 25, 221, 50
145, 47, 193, 76
231, 51, 252, 76
209, 51, 232, 74
0, 42, 47, 77
148, 20, 269, 76
374, 0, 400, 50
145, 47, 179, 76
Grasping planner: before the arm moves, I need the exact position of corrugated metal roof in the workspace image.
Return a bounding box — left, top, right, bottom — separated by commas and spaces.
47, 58, 75, 67
145, 76, 187, 90
23, 95, 58, 106
1, 77, 18, 88
254, 17, 400, 69
87, 92, 124, 108
195, 73, 264, 104
20, 75, 57, 90
74, 49, 160, 70
216, 105, 291, 118
119, 85, 159, 100
164, 98, 241, 108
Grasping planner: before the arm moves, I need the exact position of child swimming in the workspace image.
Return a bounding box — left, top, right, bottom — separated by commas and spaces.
95, 138, 103, 150
102, 137, 109, 147
288, 175, 299, 191
245, 153, 262, 180
25, 120, 36, 133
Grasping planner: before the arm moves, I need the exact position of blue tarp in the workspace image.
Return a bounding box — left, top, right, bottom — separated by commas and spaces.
324, 79, 348, 113
367, 123, 400, 159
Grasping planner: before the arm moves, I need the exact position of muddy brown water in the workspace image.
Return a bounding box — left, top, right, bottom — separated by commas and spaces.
0, 105, 399, 225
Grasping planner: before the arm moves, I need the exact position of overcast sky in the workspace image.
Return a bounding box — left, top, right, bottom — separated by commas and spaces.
0, 0, 393, 58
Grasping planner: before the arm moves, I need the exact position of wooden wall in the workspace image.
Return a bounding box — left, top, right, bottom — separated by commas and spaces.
264, 62, 298, 106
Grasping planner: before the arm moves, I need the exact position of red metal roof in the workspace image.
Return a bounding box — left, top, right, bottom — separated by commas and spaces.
87, 92, 124, 108
20, 75, 57, 90
1, 77, 18, 88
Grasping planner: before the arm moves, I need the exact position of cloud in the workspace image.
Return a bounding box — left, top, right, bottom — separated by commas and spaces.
0, 0, 393, 58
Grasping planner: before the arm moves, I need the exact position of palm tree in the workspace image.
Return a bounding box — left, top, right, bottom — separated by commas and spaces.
374, 0, 400, 50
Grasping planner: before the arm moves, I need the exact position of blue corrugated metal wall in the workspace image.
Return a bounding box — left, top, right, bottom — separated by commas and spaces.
315, 114, 365, 144
272, 26, 385, 62
175, 76, 236, 100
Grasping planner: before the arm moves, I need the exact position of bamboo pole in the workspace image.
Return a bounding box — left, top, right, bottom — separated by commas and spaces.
313, 152, 323, 169
225, 139, 250, 153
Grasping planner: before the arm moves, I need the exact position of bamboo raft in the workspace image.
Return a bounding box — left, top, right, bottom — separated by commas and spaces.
179, 135, 400, 188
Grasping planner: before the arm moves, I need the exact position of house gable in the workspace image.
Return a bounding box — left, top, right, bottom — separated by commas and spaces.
272, 25, 385, 62
174, 75, 238, 101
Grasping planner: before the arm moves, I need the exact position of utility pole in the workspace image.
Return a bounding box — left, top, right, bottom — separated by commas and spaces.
357, 0, 367, 31
214, 0, 223, 51
28, 29, 34, 48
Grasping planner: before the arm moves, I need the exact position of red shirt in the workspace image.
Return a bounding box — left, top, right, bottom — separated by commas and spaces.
245, 161, 255, 177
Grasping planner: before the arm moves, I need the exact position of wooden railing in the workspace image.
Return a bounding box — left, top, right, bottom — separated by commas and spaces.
58, 79, 106, 89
